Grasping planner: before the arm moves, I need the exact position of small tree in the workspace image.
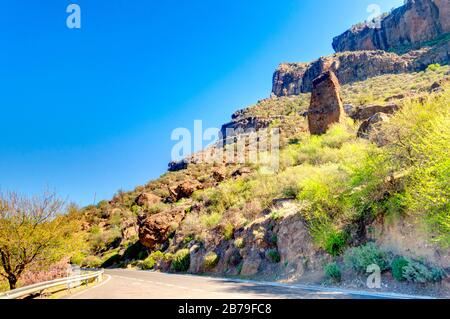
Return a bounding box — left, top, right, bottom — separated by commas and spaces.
0, 192, 79, 289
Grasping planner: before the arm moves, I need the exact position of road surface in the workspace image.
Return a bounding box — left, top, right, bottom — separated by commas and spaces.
64, 269, 416, 299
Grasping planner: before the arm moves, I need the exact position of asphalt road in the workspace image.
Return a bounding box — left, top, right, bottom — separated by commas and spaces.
64, 269, 411, 299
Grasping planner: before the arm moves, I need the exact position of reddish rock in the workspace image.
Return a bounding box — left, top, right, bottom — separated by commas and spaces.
135, 192, 161, 207
332, 0, 450, 53
138, 208, 186, 250
169, 180, 203, 201
308, 71, 345, 135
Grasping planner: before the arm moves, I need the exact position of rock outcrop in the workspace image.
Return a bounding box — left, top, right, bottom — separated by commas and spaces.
308, 71, 345, 135
135, 192, 161, 207
272, 45, 450, 96
138, 208, 186, 250
272, 0, 450, 97
357, 112, 391, 142
169, 180, 203, 201
332, 0, 450, 53
273, 51, 412, 95
220, 116, 272, 144
349, 103, 399, 121
168, 159, 188, 172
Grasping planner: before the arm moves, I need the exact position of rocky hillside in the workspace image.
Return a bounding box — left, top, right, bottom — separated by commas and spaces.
332, 0, 450, 53
72, 4, 450, 297
272, 0, 450, 96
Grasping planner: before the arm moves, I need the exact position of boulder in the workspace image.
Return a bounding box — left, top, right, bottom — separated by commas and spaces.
135, 192, 161, 207
231, 167, 252, 178
357, 112, 391, 144
138, 208, 186, 250
308, 71, 345, 135
429, 77, 450, 92
351, 103, 399, 121
168, 159, 188, 172
169, 180, 203, 201
212, 167, 226, 183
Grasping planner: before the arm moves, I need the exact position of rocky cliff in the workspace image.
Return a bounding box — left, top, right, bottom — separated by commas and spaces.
332, 0, 450, 53
272, 0, 450, 96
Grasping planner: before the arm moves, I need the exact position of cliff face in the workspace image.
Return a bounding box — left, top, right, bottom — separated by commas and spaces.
272, 0, 450, 96
272, 51, 413, 96
332, 0, 450, 53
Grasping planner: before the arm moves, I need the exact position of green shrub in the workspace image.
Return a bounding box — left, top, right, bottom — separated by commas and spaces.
81, 256, 103, 268
267, 249, 281, 263
281, 185, 300, 198
141, 250, 165, 270
426, 63, 441, 72
141, 256, 156, 270
203, 252, 219, 270
234, 238, 245, 249
344, 243, 389, 273
223, 223, 234, 240
269, 210, 284, 221
70, 252, 86, 266
324, 262, 342, 282
171, 249, 190, 272
402, 259, 445, 283
323, 230, 348, 257
391, 256, 409, 281
310, 222, 348, 256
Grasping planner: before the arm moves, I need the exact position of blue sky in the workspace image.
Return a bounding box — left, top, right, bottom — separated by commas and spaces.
0, 0, 404, 206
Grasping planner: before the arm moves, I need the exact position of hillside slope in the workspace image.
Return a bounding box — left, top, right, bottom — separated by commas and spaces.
73, 1, 450, 297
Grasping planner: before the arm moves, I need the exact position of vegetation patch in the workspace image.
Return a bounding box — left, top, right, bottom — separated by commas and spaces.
324, 262, 342, 282
344, 243, 389, 273
171, 249, 190, 272
203, 252, 220, 270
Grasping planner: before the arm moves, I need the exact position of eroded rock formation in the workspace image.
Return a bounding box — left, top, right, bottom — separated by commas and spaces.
308, 71, 345, 135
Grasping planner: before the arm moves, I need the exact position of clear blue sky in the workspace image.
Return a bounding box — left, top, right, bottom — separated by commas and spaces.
0, 0, 404, 206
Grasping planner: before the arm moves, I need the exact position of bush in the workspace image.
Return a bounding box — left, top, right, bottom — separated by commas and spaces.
266, 249, 281, 263
223, 223, 234, 240
402, 259, 445, 283
203, 252, 219, 270
391, 256, 409, 281
141, 256, 156, 270
70, 252, 86, 266
234, 238, 245, 249
426, 63, 441, 72
171, 249, 190, 272
81, 256, 103, 269
344, 243, 389, 273
324, 262, 342, 282
310, 222, 347, 256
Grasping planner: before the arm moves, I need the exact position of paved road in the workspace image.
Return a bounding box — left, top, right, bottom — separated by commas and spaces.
64, 269, 406, 299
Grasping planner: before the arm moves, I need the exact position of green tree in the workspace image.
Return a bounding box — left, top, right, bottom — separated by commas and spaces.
0, 192, 80, 289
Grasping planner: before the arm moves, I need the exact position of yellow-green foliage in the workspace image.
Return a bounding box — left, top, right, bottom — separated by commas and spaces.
382, 89, 450, 246
171, 249, 190, 272
203, 252, 219, 270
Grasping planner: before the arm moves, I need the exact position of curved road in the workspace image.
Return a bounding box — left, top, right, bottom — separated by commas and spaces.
64, 269, 424, 299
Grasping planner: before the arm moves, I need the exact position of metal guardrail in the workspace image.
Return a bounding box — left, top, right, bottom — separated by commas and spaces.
0, 269, 104, 299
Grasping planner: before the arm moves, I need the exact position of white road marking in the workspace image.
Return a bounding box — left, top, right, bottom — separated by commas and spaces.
66, 274, 112, 299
